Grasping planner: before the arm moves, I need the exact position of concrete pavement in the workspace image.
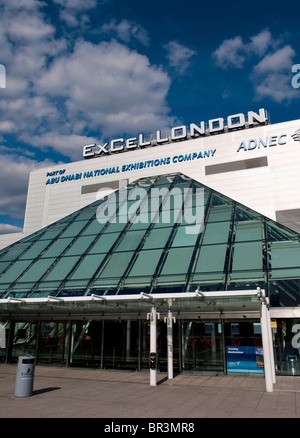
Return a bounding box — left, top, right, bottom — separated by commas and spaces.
0, 363, 300, 418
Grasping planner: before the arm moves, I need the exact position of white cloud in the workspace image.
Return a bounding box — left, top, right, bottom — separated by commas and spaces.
253, 72, 299, 103
252, 46, 298, 102
164, 41, 196, 74
53, 0, 98, 27
212, 36, 245, 69
2, 0, 47, 11
0, 1, 173, 158
0, 0, 67, 137
0, 95, 60, 139
0, 0, 175, 225
8, 13, 55, 41
53, 0, 97, 9
0, 121, 16, 133
248, 29, 274, 57
253, 45, 296, 74
0, 224, 23, 235
212, 29, 277, 69
101, 19, 150, 46
22, 132, 97, 161
36, 39, 173, 137
0, 154, 56, 220
213, 29, 299, 103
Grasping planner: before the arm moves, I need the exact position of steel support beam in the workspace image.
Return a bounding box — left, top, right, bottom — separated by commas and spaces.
149, 304, 158, 387
260, 299, 274, 392
165, 300, 175, 379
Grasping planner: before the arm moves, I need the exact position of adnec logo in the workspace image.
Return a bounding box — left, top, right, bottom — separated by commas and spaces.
237, 127, 300, 152
291, 128, 300, 142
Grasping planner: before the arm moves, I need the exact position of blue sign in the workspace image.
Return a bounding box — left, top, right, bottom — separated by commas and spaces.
45, 149, 217, 185
226, 346, 264, 373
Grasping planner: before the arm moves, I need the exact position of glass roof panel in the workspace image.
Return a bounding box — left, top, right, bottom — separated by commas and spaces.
127, 249, 162, 277
160, 247, 194, 275
234, 220, 263, 242
0, 172, 299, 308
202, 221, 231, 244
143, 228, 172, 249
42, 256, 81, 281
18, 258, 56, 282
40, 238, 73, 258
0, 260, 33, 283
69, 254, 106, 280
171, 225, 199, 247
0, 244, 28, 262
19, 240, 53, 260
231, 242, 263, 271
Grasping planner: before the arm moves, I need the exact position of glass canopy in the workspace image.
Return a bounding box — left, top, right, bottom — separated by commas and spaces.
0, 172, 299, 307
0, 291, 261, 319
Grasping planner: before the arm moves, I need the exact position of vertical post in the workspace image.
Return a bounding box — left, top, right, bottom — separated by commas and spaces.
150, 304, 157, 387
221, 319, 227, 375
0, 323, 6, 350
266, 303, 276, 384
126, 320, 131, 361
6, 321, 15, 363
138, 320, 141, 372
100, 320, 105, 369
167, 301, 173, 379
178, 320, 182, 374
65, 321, 72, 367
261, 301, 273, 392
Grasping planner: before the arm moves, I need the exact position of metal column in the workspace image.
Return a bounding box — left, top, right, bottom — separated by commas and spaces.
149, 304, 157, 386
126, 320, 131, 361
221, 319, 227, 375
260, 297, 274, 392
166, 300, 175, 379
266, 305, 276, 385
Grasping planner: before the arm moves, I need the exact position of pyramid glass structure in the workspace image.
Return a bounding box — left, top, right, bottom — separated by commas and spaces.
0, 172, 300, 307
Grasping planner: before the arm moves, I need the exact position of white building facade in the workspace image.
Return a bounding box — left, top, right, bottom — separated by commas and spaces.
1, 109, 300, 379
2, 108, 300, 249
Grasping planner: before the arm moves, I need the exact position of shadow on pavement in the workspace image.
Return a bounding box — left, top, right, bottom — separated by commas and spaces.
33, 387, 61, 395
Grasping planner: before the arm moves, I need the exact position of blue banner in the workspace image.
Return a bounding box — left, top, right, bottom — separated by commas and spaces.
226, 346, 264, 373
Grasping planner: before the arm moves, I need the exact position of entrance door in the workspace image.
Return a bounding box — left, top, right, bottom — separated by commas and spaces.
70, 321, 102, 368
103, 320, 139, 370
10, 321, 38, 362
273, 318, 300, 376
38, 321, 69, 365
182, 321, 223, 372
224, 321, 264, 374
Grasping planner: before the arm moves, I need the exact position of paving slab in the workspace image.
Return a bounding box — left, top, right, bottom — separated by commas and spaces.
0, 364, 299, 419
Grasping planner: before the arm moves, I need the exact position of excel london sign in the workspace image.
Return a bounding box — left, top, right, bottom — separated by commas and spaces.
83, 109, 269, 159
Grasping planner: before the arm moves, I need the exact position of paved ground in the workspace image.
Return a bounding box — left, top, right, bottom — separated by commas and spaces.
0, 363, 300, 419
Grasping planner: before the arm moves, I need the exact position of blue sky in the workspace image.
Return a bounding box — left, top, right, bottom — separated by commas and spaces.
0, 0, 299, 234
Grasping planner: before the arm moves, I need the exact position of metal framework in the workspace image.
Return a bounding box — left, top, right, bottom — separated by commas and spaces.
1, 173, 300, 309
0, 288, 275, 391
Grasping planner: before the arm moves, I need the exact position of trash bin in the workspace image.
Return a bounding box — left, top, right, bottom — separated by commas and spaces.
14, 355, 35, 397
